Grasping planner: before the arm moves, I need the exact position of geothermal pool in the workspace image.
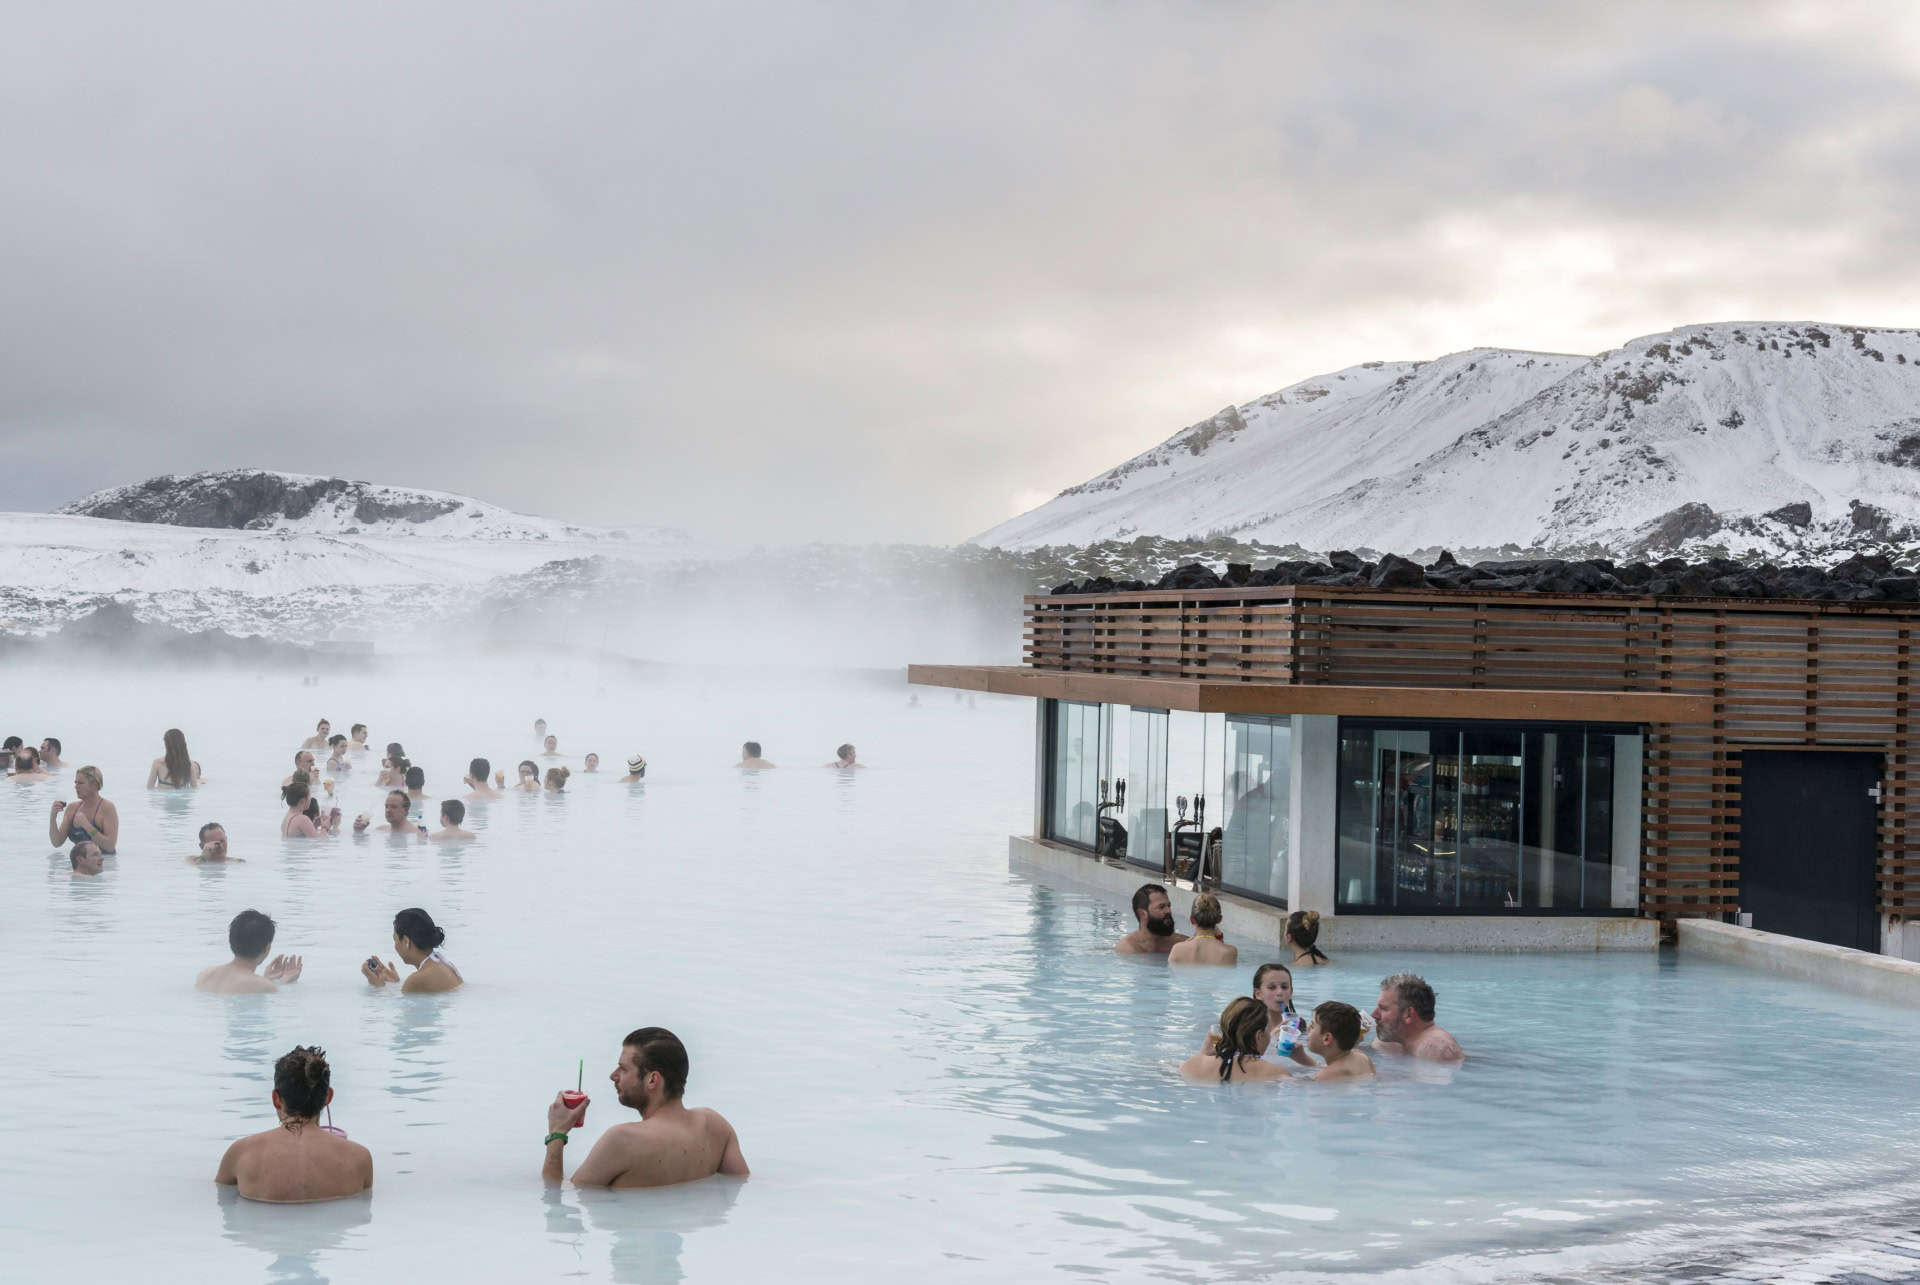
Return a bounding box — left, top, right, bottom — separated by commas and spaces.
6, 657, 1920, 1283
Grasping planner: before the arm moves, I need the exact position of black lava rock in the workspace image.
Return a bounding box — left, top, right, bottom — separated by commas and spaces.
1369, 554, 1426, 589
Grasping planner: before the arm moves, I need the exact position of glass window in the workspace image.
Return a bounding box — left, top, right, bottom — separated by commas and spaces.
1124, 707, 1169, 873
1337, 720, 1637, 912
1221, 715, 1290, 905
1046, 701, 1106, 849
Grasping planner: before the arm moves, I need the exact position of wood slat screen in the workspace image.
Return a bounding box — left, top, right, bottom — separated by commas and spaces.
1025, 586, 1920, 917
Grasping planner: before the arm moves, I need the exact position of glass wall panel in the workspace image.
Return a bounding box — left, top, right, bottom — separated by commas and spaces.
1046, 701, 1106, 849
1337, 719, 1638, 912
1221, 715, 1291, 904
1167, 710, 1217, 882
1125, 708, 1169, 873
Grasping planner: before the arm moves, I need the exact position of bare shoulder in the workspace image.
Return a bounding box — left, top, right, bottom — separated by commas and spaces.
692, 1106, 737, 1136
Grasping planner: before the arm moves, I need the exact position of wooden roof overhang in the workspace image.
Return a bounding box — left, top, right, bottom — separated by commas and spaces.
906, 664, 1716, 724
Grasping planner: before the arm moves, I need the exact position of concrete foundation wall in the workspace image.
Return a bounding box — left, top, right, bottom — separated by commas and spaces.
1010, 835, 1656, 952
1678, 918, 1920, 1005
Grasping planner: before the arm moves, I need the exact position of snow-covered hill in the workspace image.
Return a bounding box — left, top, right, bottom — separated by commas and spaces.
60, 469, 616, 541
976, 322, 1920, 562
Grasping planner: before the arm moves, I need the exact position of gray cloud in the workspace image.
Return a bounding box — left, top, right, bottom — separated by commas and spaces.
2, 2, 1917, 543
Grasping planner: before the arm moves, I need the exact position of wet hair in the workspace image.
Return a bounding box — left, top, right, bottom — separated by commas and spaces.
385, 789, 410, 812
405, 765, 425, 790
75, 764, 103, 790
1313, 1001, 1363, 1052
230, 909, 276, 959
385, 742, 404, 759
1381, 973, 1437, 1022
1130, 882, 1165, 918
1213, 997, 1270, 1081
742, 741, 762, 759
42, 737, 61, 756
518, 760, 538, 779
391, 756, 411, 778
282, 778, 310, 808
545, 766, 570, 789
440, 798, 465, 825
328, 734, 347, 750
1287, 910, 1328, 963
198, 821, 224, 842
469, 757, 490, 781
162, 729, 193, 786
623, 1027, 689, 1099
14, 746, 37, 771
393, 907, 445, 952
70, 841, 101, 869
2, 736, 19, 751
1251, 963, 1297, 1015
1191, 892, 1223, 930
273, 1046, 331, 1120
351, 724, 367, 738
836, 743, 855, 761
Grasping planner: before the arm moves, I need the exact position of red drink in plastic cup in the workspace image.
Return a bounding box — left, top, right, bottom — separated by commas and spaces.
560, 1090, 587, 1129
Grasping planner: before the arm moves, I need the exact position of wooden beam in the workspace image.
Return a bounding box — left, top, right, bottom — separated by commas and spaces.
906, 664, 1715, 723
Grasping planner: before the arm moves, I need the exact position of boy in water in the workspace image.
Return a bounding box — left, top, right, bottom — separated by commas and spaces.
1306, 1001, 1374, 1082
216, 1046, 372, 1203
349, 724, 369, 752
196, 910, 302, 993
431, 799, 475, 841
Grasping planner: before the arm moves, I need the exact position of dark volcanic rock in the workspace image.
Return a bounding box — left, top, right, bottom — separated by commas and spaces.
1369, 554, 1426, 589
1223, 562, 1254, 587
1427, 549, 1459, 570
1767, 501, 1814, 527
65, 471, 461, 530
1327, 550, 1365, 574
1876, 576, 1920, 602
1644, 501, 1723, 547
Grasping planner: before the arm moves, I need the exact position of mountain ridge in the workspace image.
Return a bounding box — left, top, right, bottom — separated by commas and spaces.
975, 321, 1920, 563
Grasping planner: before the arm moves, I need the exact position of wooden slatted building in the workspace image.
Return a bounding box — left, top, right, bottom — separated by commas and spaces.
913, 582, 1920, 953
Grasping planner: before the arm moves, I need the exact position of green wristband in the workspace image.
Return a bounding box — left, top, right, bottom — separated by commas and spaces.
544, 1132, 569, 1146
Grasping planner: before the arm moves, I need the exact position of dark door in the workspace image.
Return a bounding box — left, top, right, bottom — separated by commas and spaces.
1739, 750, 1881, 951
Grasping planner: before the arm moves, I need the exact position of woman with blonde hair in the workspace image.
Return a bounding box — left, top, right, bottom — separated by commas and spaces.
1287, 910, 1330, 967
1179, 997, 1288, 1082
50, 765, 119, 853
147, 728, 202, 788
1167, 893, 1238, 966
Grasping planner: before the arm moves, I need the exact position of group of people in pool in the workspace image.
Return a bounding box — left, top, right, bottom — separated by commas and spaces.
1118, 882, 1467, 1078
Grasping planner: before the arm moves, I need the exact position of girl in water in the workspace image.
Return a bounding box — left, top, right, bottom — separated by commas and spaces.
50, 766, 119, 852
1286, 910, 1331, 967
1180, 997, 1288, 1082
513, 761, 541, 792
281, 778, 339, 837
544, 766, 570, 792
361, 908, 463, 993
147, 728, 202, 788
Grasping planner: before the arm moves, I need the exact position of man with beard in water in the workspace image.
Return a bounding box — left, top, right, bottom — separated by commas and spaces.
1115, 883, 1189, 955
1370, 973, 1466, 1062
542, 1027, 749, 1188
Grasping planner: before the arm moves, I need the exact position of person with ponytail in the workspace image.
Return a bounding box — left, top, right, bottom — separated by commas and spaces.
216, 1045, 373, 1202
361, 908, 464, 993
1286, 910, 1331, 967
1179, 997, 1287, 1083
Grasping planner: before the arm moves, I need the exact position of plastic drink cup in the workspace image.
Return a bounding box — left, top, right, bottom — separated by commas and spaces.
495, 770, 505, 787
560, 1090, 588, 1128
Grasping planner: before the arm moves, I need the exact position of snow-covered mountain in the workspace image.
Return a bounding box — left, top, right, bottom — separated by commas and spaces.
60, 470, 613, 541
976, 322, 1920, 562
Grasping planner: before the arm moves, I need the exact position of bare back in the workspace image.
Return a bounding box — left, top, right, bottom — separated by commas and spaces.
1167, 936, 1238, 966
197, 964, 274, 994
217, 1125, 372, 1203
1177, 1052, 1288, 1082
574, 1104, 747, 1188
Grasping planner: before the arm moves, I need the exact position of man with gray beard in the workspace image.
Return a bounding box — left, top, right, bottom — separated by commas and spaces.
1115, 883, 1189, 955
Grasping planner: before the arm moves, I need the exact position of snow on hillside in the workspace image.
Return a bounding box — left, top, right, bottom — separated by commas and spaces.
60, 469, 629, 542
976, 322, 1920, 562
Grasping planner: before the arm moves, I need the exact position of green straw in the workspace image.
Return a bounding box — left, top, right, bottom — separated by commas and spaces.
577, 1058, 583, 1092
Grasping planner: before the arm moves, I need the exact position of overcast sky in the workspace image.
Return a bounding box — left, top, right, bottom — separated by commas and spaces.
4, 3, 1919, 544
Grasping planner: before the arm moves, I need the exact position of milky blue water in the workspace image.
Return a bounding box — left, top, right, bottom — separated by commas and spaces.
4, 656, 1920, 1283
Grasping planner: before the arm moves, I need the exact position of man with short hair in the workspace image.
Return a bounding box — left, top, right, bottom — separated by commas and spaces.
431, 799, 475, 841
189, 822, 241, 864
543, 1027, 748, 1189
1371, 973, 1465, 1062
69, 841, 104, 877
283, 750, 317, 789
534, 718, 548, 742
39, 737, 64, 768
196, 910, 302, 993
464, 757, 501, 799
348, 723, 369, 752
735, 741, 775, 769
542, 734, 561, 758
354, 790, 425, 836
1115, 882, 1189, 955
216, 1045, 373, 1202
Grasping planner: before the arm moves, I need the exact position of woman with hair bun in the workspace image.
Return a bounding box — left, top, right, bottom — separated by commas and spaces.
1286, 910, 1331, 967
361, 908, 463, 993
543, 766, 570, 793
